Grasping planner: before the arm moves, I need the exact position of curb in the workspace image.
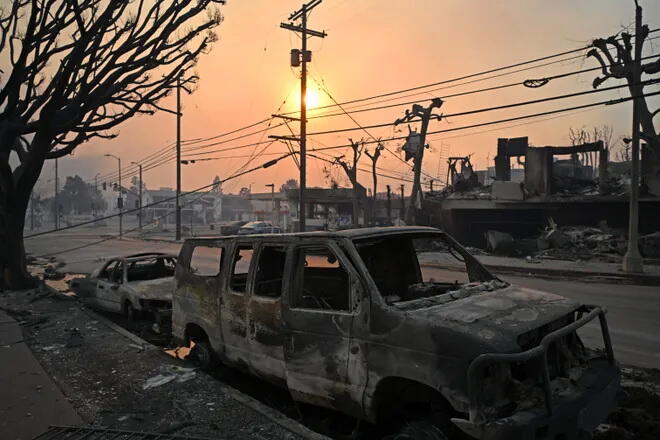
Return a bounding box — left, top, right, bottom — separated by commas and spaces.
421, 262, 660, 286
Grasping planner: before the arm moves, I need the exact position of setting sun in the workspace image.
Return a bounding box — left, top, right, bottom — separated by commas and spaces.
305, 88, 321, 109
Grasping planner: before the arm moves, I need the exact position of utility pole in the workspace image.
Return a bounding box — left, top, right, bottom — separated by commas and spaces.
395, 98, 443, 225
399, 184, 405, 223
386, 185, 392, 224
176, 74, 182, 241
105, 154, 122, 239
278, 0, 327, 232
132, 162, 143, 232
54, 158, 59, 230
266, 183, 275, 233
623, 3, 644, 273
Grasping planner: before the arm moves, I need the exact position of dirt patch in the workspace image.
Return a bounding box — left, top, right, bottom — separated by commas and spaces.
594, 367, 660, 440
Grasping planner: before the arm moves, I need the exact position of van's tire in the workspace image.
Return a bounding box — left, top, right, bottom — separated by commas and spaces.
384, 420, 449, 440
188, 340, 215, 372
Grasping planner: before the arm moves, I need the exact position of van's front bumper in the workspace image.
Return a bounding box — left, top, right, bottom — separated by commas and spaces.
451, 359, 620, 440
451, 305, 620, 440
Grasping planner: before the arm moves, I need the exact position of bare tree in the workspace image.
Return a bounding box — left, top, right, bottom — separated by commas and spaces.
364, 142, 383, 225
335, 139, 365, 228
0, 0, 225, 289
587, 1, 659, 192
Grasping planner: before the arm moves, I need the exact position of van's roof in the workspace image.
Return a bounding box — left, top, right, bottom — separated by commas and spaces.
185, 226, 441, 243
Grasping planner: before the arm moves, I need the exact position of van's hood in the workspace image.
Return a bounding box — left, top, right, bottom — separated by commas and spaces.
405, 285, 579, 352
125, 277, 174, 300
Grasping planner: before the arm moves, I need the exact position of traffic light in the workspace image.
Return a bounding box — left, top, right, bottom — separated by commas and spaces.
117, 197, 123, 209
102, 182, 107, 190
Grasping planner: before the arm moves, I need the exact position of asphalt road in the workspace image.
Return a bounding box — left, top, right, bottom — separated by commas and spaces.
24, 232, 660, 369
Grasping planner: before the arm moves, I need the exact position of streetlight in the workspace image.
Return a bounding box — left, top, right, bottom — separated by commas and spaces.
104, 153, 122, 239
131, 161, 143, 232
266, 184, 275, 233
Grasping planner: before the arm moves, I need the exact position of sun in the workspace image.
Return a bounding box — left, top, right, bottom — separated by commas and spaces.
305, 88, 321, 109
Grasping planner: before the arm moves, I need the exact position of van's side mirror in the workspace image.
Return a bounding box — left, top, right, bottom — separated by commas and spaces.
110, 284, 119, 290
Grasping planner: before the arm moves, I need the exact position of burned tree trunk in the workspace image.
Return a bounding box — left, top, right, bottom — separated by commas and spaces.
0, 199, 34, 290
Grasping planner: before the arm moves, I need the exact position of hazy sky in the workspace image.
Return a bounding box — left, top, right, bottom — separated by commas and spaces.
35, 0, 660, 197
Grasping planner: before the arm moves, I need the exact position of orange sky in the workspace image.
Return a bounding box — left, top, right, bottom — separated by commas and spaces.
36, 0, 660, 197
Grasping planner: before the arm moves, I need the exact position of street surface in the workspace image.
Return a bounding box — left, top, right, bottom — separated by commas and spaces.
25, 231, 660, 369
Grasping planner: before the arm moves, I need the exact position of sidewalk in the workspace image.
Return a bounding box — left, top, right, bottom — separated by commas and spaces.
419, 252, 660, 285
0, 308, 82, 440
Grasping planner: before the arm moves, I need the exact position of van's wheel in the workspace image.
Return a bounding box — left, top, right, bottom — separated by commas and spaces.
384, 420, 449, 440
188, 340, 214, 371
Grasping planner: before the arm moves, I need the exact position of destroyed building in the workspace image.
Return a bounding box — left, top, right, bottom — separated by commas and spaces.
424, 136, 660, 249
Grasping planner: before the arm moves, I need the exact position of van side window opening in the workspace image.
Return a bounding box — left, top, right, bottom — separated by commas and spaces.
254, 246, 286, 298
293, 247, 349, 311
190, 246, 223, 277
230, 246, 254, 293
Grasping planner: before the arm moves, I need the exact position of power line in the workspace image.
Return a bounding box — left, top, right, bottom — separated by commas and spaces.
304, 52, 660, 121
304, 79, 659, 138
303, 88, 660, 153
279, 28, 659, 116
25, 151, 295, 239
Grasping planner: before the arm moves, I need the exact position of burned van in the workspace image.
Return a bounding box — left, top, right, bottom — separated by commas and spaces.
172, 227, 619, 439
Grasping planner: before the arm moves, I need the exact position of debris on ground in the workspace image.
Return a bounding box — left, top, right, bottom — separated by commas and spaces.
0, 287, 303, 439
143, 365, 197, 390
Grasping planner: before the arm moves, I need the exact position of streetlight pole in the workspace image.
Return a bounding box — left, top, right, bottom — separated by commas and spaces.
105, 154, 122, 239
266, 184, 275, 233
132, 162, 143, 232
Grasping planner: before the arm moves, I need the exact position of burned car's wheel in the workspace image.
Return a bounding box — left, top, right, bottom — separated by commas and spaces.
188, 340, 215, 371
124, 301, 138, 321
385, 420, 449, 440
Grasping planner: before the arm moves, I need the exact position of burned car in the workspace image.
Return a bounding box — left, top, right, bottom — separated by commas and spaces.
70, 252, 176, 321
172, 227, 619, 439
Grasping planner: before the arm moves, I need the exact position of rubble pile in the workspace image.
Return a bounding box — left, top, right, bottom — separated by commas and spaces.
484, 220, 660, 263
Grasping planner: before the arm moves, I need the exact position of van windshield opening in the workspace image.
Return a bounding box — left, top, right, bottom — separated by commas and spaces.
354, 233, 505, 306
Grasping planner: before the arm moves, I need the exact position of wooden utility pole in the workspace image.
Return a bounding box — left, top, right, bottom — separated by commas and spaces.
623, 3, 644, 273
386, 185, 392, 224
399, 184, 405, 222
176, 75, 182, 241
394, 98, 443, 225
278, 0, 326, 232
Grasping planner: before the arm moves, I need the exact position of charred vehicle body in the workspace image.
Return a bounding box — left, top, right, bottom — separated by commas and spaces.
70, 252, 176, 321
172, 227, 619, 439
